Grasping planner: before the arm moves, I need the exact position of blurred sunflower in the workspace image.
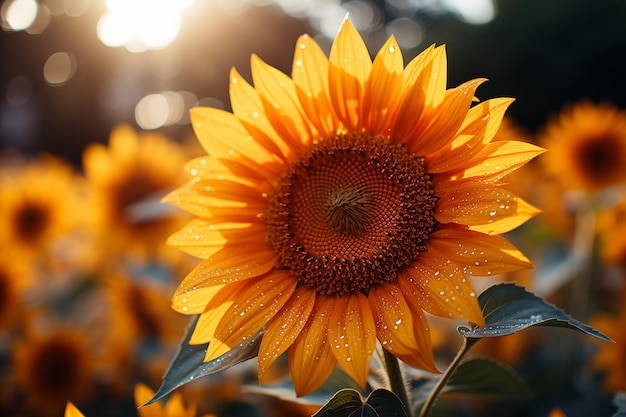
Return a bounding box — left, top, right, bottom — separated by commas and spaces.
0, 154, 88, 265
166, 19, 542, 396
83, 124, 190, 263
104, 272, 186, 345
100, 272, 187, 390
538, 100, 626, 192
13, 324, 95, 416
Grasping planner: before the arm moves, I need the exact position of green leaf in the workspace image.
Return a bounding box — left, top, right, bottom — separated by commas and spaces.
313, 389, 409, 417
457, 283, 613, 342
444, 357, 533, 398
145, 315, 263, 405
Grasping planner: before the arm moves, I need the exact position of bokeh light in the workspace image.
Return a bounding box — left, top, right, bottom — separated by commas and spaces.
135, 90, 198, 129
1, 0, 38, 31
97, 0, 195, 52
43, 52, 77, 86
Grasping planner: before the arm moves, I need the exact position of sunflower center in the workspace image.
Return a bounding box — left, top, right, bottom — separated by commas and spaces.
267, 133, 437, 296
15, 203, 49, 243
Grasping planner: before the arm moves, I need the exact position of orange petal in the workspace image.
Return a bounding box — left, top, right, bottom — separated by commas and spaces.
328, 18, 372, 131
444, 140, 546, 183
408, 79, 486, 156
425, 98, 514, 173
190, 107, 280, 166
399, 251, 484, 325
288, 296, 338, 397
361, 35, 404, 135
427, 226, 533, 277
292, 34, 339, 138
435, 181, 540, 234
369, 282, 438, 372
369, 282, 419, 355
174, 244, 277, 297
393, 297, 439, 373
327, 293, 376, 389
206, 270, 297, 360
167, 219, 266, 259
251, 54, 314, 150
258, 286, 316, 384
229, 67, 293, 160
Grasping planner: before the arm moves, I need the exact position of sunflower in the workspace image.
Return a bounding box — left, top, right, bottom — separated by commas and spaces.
0, 154, 87, 265
165, 19, 542, 396
13, 324, 95, 416
83, 124, 191, 262
538, 100, 626, 192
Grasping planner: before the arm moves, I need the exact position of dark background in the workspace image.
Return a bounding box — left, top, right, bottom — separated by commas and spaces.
2, 0, 626, 166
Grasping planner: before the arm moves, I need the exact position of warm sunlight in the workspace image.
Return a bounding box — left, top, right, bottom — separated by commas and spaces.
97, 0, 195, 52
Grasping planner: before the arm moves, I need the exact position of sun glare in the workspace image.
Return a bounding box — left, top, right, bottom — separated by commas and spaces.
97, 0, 194, 52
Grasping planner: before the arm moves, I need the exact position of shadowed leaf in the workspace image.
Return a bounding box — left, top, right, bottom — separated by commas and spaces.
145, 315, 263, 405
313, 389, 409, 417
445, 357, 532, 398
457, 283, 613, 342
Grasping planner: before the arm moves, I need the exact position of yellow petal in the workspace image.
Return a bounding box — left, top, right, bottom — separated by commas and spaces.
163, 178, 268, 219
167, 219, 265, 260
435, 181, 540, 234
328, 18, 372, 131
190, 283, 238, 345
251, 54, 315, 150
427, 226, 533, 277
288, 296, 338, 397
445, 140, 546, 183
292, 34, 340, 138
65, 403, 86, 417
361, 35, 404, 135
369, 283, 419, 355
206, 271, 297, 360
408, 79, 486, 156
258, 286, 316, 384
229, 67, 293, 160
399, 251, 484, 325
425, 98, 514, 173
327, 293, 376, 389
190, 107, 280, 165
174, 243, 277, 296
172, 284, 223, 315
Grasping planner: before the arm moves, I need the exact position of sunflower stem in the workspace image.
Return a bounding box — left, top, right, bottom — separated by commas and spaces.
382, 348, 411, 414
418, 337, 477, 417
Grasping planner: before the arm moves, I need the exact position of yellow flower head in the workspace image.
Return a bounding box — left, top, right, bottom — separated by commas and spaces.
0, 154, 87, 263
83, 124, 190, 262
166, 19, 542, 396
539, 100, 626, 192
